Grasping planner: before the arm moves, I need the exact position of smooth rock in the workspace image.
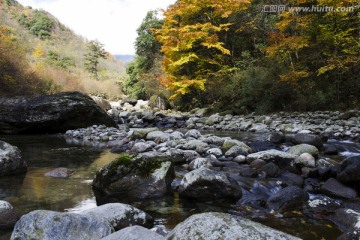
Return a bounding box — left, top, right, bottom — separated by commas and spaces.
10, 210, 112, 240
167, 212, 301, 240
288, 144, 319, 156
188, 158, 212, 170
293, 153, 316, 168
184, 129, 202, 139
102, 225, 165, 240
178, 168, 242, 199
225, 145, 250, 157
82, 203, 153, 231
0, 92, 116, 134
146, 131, 170, 143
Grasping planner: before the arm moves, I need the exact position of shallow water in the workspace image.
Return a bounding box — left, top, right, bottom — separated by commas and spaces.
1, 133, 359, 239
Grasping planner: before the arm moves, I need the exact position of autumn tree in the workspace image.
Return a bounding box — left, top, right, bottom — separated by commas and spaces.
84, 40, 107, 80
156, 0, 250, 104
265, 0, 359, 109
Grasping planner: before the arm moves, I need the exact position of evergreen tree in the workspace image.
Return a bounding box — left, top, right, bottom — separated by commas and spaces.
84, 40, 107, 80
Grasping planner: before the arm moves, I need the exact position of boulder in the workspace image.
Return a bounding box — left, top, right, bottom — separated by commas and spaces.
206, 148, 223, 157
205, 113, 221, 126
178, 168, 242, 199
261, 162, 280, 178
93, 154, 174, 203
146, 131, 170, 143
288, 144, 319, 156
181, 140, 208, 151
269, 132, 286, 144
91, 96, 111, 111
44, 167, 72, 178
0, 200, 19, 229
188, 158, 212, 170
337, 156, 360, 183
10, 210, 112, 240
82, 203, 153, 231
247, 149, 297, 168
131, 142, 152, 153
0, 140, 27, 177
132, 128, 158, 140
184, 129, 201, 139
321, 178, 357, 199
267, 186, 309, 212
293, 153, 316, 168
0, 92, 116, 134
102, 225, 165, 240
222, 139, 252, 153
167, 212, 301, 240
291, 133, 323, 149
225, 145, 250, 157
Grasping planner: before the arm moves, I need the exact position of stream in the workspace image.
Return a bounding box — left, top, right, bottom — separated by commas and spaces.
1, 132, 360, 239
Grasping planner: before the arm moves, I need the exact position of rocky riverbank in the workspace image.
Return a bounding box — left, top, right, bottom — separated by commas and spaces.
105, 98, 360, 141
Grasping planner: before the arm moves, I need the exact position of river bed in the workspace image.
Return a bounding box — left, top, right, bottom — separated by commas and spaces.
2, 133, 359, 239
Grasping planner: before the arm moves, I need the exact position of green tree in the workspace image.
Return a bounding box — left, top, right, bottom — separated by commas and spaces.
84, 40, 107, 80
124, 10, 164, 99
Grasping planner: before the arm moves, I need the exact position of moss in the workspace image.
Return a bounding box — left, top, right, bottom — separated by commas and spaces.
136, 159, 162, 177
108, 153, 132, 174
53, 217, 61, 222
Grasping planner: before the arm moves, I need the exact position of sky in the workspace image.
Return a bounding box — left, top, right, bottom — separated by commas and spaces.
17, 0, 176, 55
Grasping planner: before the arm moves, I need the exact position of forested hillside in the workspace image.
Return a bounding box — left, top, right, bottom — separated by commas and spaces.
126, 0, 359, 113
0, 0, 126, 99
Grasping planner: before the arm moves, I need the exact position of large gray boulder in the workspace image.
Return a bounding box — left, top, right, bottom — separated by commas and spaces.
10, 210, 112, 240
247, 149, 297, 168
0, 140, 27, 177
178, 167, 242, 200
102, 225, 165, 240
0, 92, 116, 134
167, 212, 301, 240
82, 203, 153, 231
93, 154, 174, 204
0, 200, 18, 229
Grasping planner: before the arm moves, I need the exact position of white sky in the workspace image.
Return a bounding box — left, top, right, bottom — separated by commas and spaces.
17, 0, 176, 55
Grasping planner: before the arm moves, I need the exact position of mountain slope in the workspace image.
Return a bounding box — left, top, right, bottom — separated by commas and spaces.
0, 0, 126, 99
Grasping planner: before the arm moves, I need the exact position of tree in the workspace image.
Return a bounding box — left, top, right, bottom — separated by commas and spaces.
124, 10, 165, 99
155, 0, 250, 101
84, 40, 107, 80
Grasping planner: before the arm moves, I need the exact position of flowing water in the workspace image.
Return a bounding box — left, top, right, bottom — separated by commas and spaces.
1, 133, 359, 239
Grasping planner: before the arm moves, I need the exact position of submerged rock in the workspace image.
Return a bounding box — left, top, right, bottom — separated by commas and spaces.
267, 186, 309, 212
92, 154, 174, 203
10, 210, 112, 240
0, 140, 27, 177
167, 212, 301, 240
178, 167, 242, 200
321, 178, 357, 199
102, 225, 165, 240
0, 92, 116, 134
44, 167, 72, 179
337, 156, 360, 183
81, 203, 153, 231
